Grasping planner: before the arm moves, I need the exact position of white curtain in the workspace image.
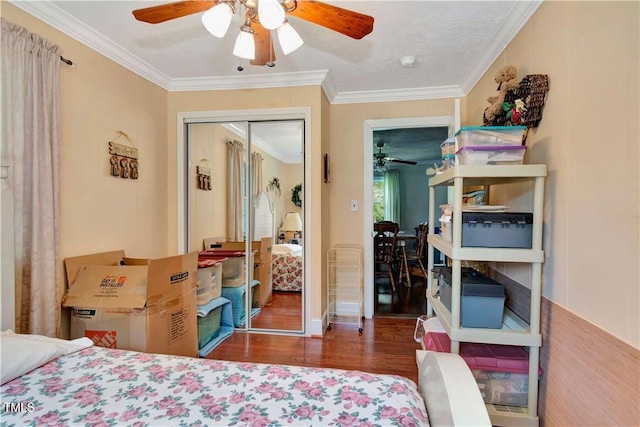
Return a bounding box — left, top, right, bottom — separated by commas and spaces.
227, 140, 244, 241
251, 151, 263, 200
384, 170, 400, 223
1, 18, 62, 336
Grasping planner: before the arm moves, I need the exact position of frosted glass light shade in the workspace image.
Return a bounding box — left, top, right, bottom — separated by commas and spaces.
281, 212, 302, 231
277, 21, 303, 55
258, 0, 285, 30
201, 3, 233, 38
233, 26, 255, 60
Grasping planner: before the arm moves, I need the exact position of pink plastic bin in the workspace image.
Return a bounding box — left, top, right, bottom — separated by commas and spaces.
422, 332, 541, 375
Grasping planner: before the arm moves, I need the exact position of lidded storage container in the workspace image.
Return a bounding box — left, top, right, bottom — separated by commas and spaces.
422, 331, 540, 406
456, 145, 526, 166
461, 212, 533, 248
455, 126, 526, 148
434, 267, 505, 329
196, 258, 223, 305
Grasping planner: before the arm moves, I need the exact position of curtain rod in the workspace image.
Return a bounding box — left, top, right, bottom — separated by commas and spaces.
60, 55, 73, 65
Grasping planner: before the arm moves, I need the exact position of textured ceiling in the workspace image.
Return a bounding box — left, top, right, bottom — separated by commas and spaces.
9, 0, 540, 164
10, 0, 541, 103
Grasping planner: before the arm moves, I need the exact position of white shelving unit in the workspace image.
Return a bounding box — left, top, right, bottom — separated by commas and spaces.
327, 245, 364, 333
426, 164, 547, 427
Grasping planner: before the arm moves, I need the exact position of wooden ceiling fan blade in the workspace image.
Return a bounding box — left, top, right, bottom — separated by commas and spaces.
132, 0, 216, 24
250, 23, 276, 66
390, 159, 418, 165
286, 0, 374, 39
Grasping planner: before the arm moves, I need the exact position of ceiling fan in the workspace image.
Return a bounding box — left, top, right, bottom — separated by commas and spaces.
132, 0, 374, 68
374, 142, 418, 168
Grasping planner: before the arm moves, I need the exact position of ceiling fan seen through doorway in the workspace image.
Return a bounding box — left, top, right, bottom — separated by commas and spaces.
374, 142, 418, 169
132, 0, 374, 69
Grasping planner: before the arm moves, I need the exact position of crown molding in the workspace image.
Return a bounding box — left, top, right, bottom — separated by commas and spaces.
329, 85, 466, 105
168, 70, 328, 92
9, 0, 174, 90
223, 123, 300, 164
460, 0, 543, 94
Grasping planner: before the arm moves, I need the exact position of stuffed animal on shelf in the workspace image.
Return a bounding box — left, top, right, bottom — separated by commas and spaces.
483, 65, 520, 126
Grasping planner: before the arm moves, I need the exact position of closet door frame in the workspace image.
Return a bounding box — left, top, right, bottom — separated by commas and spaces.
176, 107, 312, 336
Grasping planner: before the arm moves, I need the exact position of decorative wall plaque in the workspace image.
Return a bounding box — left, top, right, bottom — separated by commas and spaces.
197, 159, 212, 191
108, 131, 139, 179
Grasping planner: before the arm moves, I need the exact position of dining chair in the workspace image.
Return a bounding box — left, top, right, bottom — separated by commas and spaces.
373, 221, 399, 293
405, 222, 429, 280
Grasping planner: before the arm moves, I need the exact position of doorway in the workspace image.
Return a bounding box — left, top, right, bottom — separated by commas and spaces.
363, 116, 455, 319
176, 108, 311, 335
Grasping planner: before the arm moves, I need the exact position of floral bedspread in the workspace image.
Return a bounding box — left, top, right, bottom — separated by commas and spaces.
1, 346, 429, 426
272, 253, 303, 291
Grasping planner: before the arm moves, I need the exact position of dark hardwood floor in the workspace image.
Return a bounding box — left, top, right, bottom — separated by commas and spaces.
206, 316, 423, 384
207, 270, 428, 384
375, 270, 429, 317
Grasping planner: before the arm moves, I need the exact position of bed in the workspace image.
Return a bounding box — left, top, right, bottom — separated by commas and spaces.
254, 191, 303, 293
272, 243, 303, 292
1, 331, 490, 426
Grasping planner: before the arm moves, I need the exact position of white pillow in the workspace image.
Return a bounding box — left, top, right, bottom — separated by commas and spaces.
1, 330, 93, 384
272, 244, 303, 255
416, 350, 491, 427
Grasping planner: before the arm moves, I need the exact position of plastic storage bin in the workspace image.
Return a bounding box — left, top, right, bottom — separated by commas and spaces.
197, 303, 222, 349
440, 137, 455, 157
455, 126, 526, 147
221, 280, 260, 327
456, 145, 526, 165
196, 259, 223, 306
200, 250, 252, 287
462, 212, 533, 248
435, 267, 505, 328
423, 332, 538, 406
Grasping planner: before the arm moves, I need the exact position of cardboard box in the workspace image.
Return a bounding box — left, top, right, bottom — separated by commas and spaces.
62, 250, 199, 357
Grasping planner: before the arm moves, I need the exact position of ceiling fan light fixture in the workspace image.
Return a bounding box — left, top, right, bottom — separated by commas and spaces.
257, 0, 285, 30
202, 2, 234, 38
277, 20, 303, 55
233, 23, 256, 60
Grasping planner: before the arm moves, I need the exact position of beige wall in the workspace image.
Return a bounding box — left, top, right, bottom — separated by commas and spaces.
1, 2, 170, 329
189, 123, 235, 250
466, 0, 639, 349
327, 98, 455, 248
320, 92, 331, 329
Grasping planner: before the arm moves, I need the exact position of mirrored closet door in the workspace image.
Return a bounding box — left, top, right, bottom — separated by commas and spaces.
186, 119, 304, 334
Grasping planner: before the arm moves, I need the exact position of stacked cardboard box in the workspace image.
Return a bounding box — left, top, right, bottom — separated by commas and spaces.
62, 250, 199, 357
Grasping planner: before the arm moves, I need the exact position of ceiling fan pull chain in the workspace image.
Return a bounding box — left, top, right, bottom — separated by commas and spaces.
267, 32, 275, 67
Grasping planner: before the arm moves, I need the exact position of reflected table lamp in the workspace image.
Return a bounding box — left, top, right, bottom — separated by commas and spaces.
281, 212, 302, 243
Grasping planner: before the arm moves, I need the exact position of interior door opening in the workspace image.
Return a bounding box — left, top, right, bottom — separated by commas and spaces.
363, 116, 455, 319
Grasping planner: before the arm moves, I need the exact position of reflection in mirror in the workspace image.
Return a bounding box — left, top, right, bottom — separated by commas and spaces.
187, 119, 304, 334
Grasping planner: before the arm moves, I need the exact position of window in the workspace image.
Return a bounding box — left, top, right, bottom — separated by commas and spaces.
373, 175, 385, 222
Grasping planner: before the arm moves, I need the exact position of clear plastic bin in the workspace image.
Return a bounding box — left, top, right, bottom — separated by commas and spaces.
440, 137, 455, 157
456, 145, 526, 165
196, 262, 222, 305
455, 126, 526, 148
197, 305, 222, 349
